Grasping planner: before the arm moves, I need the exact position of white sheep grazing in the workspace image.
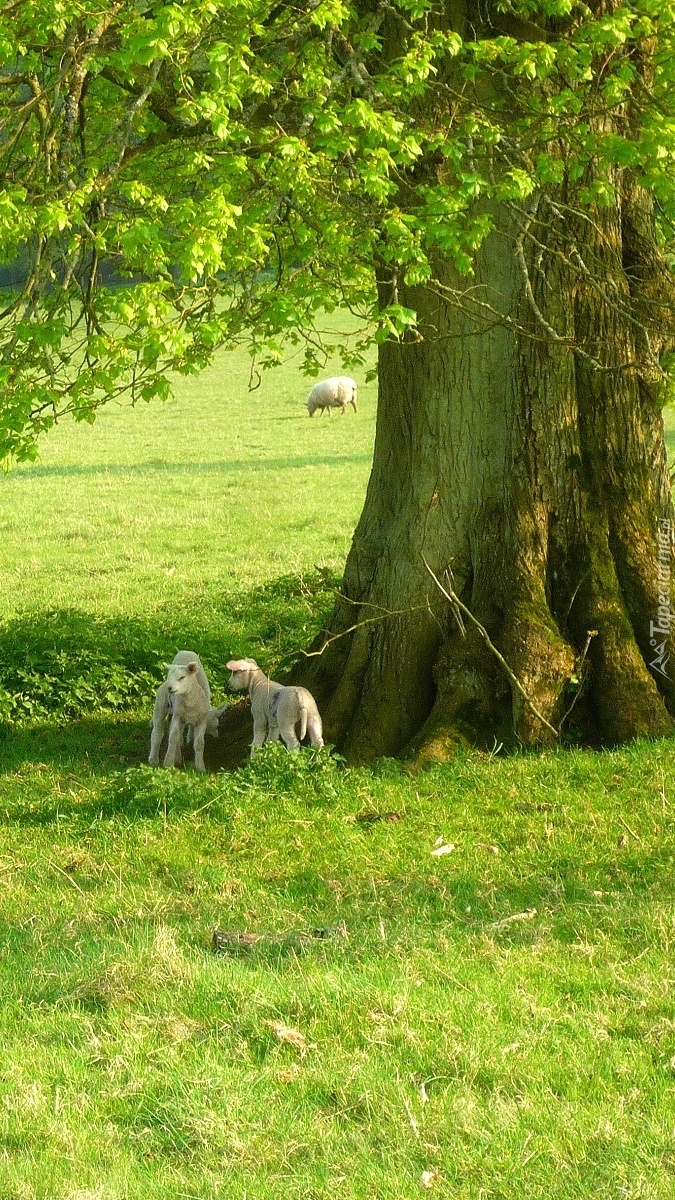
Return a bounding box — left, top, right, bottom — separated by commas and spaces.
227, 658, 324, 755
149, 651, 216, 772
306, 375, 357, 417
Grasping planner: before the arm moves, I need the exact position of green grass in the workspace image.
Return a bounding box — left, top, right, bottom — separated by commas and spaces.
0, 338, 674, 1198
0, 747, 674, 1198
0, 319, 375, 724
0, 322, 374, 615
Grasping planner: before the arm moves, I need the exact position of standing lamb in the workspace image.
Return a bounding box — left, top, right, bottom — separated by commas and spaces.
306, 376, 357, 417
227, 658, 324, 755
149, 651, 216, 772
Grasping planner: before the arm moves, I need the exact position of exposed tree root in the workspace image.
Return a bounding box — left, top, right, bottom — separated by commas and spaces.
336, 609, 442, 763
207, 701, 251, 771
404, 626, 504, 768
500, 602, 576, 745
572, 523, 672, 743
609, 510, 675, 715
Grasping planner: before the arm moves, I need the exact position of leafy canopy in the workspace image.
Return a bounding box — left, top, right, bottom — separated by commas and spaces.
0, 0, 674, 462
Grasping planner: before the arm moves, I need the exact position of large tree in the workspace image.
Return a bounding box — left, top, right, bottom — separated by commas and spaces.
2, 0, 675, 762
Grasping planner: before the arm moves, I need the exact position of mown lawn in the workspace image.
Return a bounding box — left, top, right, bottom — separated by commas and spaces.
0, 338, 674, 1199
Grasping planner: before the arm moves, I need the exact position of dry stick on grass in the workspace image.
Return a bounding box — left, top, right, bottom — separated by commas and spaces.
422, 557, 560, 739
618, 813, 642, 843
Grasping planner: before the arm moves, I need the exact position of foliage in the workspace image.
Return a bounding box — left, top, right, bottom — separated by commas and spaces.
0, 570, 339, 723
0, 570, 341, 725
230, 739, 348, 800
0, 1, 674, 462
98, 747, 347, 818
98, 762, 234, 817
0, 608, 160, 721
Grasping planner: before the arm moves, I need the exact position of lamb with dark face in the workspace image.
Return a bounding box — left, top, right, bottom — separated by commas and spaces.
149, 651, 220, 771
227, 657, 323, 756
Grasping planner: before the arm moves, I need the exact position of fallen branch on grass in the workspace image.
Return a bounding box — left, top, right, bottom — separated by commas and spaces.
212, 922, 347, 954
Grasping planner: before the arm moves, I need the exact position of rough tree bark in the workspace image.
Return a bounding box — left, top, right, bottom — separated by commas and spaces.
212, 2, 675, 769
214, 191, 675, 770
289, 188, 675, 765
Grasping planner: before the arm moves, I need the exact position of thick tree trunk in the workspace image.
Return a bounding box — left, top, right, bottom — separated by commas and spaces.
287, 197, 675, 765
212, 1, 675, 770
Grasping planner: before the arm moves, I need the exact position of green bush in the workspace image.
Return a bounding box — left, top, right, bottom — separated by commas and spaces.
0, 571, 338, 724
229, 740, 348, 802
0, 610, 163, 721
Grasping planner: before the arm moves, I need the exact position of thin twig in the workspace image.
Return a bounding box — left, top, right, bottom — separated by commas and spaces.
298, 602, 432, 660
562, 570, 591, 626
556, 629, 597, 733
422, 557, 559, 738
515, 232, 605, 372
618, 814, 641, 843
47, 859, 86, 895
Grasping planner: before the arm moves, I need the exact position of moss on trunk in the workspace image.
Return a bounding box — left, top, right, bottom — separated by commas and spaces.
290, 201, 673, 764
214, 23, 675, 769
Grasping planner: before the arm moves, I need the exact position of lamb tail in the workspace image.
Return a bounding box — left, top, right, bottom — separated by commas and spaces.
298, 695, 308, 742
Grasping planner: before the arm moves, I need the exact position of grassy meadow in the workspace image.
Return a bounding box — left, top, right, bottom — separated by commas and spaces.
1, 332, 675, 1198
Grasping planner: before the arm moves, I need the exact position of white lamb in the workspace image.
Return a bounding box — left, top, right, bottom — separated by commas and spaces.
149, 651, 219, 772
306, 375, 358, 417
227, 658, 324, 755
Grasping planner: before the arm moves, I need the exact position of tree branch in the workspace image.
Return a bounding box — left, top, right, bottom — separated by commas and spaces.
422, 557, 560, 739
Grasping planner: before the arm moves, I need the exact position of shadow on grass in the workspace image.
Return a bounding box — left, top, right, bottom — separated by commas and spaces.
0, 699, 253, 784
9, 453, 371, 480
0, 714, 149, 778
0, 569, 337, 776
0, 722, 240, 825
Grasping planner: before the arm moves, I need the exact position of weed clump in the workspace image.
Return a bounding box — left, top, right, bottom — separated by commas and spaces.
0, 570, 339, 726
229, 742, 347, 804
0, 609, 162, 722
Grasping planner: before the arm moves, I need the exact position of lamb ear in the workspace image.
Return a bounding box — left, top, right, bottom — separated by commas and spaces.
187, 662, 197, 673
227, 659, 250, 671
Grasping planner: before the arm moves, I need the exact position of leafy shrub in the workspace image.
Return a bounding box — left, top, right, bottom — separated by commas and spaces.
229, 741, 348, 803
0, 609, 164, 722
97, 749, 347, 823
0, 571, 338, 724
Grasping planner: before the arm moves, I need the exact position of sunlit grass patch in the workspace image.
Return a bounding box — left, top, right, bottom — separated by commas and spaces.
0, 743, 673, 1196
0, 334, 675, 1197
